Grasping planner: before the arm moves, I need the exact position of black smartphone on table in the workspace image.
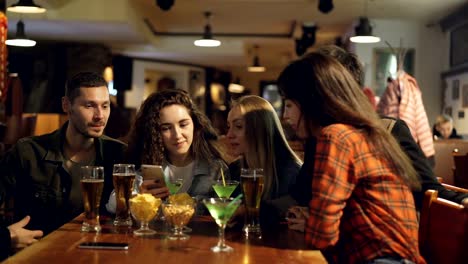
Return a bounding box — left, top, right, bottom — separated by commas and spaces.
78, 242, 129, 250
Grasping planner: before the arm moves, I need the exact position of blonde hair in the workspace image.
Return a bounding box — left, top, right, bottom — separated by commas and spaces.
231, 95, 302, 199
435, 114, 453, 127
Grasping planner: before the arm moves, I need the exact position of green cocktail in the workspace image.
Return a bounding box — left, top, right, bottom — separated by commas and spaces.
203, 197, 242, 252
167, 179, 183, 194
212, 181, 239, 199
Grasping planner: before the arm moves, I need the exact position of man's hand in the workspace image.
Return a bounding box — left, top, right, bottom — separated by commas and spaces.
286, 206, 309, 232
462, 197, 468, 208
227, 204, 245, 228
8, 216, 43, 249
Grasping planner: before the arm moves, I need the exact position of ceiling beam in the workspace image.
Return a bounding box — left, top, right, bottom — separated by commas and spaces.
144, 18, 297, 39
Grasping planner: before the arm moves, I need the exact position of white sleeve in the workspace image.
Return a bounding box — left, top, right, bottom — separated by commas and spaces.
105, 174, 143, 214
105, 190, 117, 213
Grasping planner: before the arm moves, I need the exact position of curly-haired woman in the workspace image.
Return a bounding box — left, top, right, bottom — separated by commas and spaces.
106, 89, 228, 212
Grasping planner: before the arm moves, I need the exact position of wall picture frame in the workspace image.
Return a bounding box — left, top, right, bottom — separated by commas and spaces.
372, 48, 415, 97
450, 23, 468, 67
462, 84, 468, 108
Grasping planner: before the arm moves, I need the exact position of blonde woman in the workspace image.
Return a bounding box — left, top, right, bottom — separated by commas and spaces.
226, 95, 302, 226
433, 114, 462, 140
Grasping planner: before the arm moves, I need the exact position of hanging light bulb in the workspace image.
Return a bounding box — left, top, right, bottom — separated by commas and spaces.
6, 20, 36, 47
350, 17, 380, 43
247, 45, 266, 72
7, 0, 46, 14
350, 0, 380, 44
194, 11, 221, 47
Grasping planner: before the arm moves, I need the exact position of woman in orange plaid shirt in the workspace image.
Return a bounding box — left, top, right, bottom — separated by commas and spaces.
278, 53, 425, 264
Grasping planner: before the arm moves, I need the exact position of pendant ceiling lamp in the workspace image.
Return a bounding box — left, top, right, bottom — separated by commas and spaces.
194, 11, 221, 47
228, 78, 245, 93
350, 17, 380, 43
350, 0, 380, 43
247, 45, 266, 73
6, 20, 37, 47
7, 0, 46, 14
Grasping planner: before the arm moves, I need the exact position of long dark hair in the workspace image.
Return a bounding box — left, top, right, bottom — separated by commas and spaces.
277, 53, 419, 189
126, 89, 225, 167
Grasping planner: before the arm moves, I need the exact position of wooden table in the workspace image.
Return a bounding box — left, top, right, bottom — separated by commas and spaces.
3, 215, 326, 264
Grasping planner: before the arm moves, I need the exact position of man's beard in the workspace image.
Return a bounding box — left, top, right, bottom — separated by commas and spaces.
69, 109, 105, 139
71, 119, 102, 139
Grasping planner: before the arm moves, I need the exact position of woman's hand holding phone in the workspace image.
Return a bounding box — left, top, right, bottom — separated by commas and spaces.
140, 165, 170, 198
140, 180, 170, 199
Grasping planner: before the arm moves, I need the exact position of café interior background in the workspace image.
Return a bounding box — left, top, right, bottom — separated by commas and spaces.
4, 0, 468, 135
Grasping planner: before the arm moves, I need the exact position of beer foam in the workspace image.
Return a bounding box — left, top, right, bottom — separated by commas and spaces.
240, 174, 264, 178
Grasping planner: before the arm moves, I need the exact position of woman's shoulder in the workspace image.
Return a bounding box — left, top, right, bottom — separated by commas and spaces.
278, 156, 301, 176
318, 124, 368, 150
320, 124, 360, 139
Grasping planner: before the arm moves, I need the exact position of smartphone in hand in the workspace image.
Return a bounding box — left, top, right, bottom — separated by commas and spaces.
141, 164, 166, 187
78, 242, 129, 250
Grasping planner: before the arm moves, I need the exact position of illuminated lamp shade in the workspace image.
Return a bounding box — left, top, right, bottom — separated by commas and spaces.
228, 78, 245, 93
6, 20, 36, 47
247, 55, 265, 72
350, 17, 380, 43
7, 0, 46, 13
194, 11, 221, 47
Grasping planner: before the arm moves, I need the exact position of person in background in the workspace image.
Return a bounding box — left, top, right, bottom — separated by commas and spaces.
1, 216, 43, 260
106, 89, 228, 213
0, 72, 127, 235
226, 95, 302, 227
279, 52, 425, 264
433, 114, 462, 140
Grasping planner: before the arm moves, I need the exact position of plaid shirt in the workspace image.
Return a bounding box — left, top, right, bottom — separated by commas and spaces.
305, 124, 425, 264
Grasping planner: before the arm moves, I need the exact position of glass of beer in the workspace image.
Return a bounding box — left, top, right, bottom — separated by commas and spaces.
80, 166, 104, 232
240, 168, 264, 238
113, 164, 136, 226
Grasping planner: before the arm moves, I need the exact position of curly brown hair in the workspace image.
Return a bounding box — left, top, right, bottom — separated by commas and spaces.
125, 89, 225, 167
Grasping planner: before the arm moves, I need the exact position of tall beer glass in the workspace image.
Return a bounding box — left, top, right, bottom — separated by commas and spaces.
240, 168, 264, 238
113, 164, 136, 226
80, 166, 104, 232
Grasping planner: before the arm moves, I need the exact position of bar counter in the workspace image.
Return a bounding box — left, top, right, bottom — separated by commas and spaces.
3, 215, 326, 264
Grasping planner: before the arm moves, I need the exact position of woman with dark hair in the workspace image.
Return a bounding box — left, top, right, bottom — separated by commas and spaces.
107, 89, 228, 212
278, 53, 425, 264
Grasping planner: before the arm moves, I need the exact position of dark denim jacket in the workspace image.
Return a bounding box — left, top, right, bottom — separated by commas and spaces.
0, 122, 126, 235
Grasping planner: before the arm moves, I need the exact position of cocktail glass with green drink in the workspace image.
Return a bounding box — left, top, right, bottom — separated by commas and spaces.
165, 170, 184, 195
203, 196, 242, 252
167, 179, 183, 194
212, 166, 239, 199
213, 180, 239, 199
